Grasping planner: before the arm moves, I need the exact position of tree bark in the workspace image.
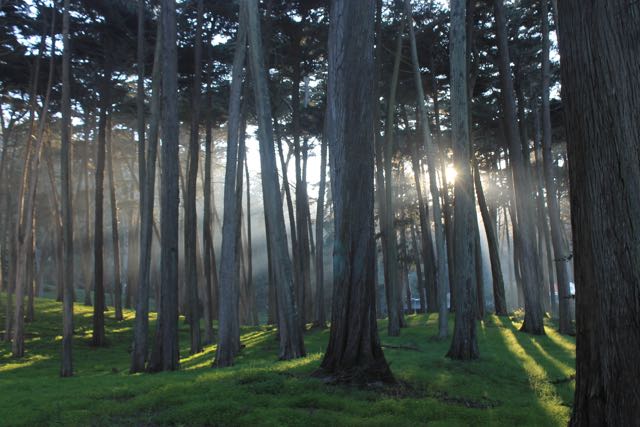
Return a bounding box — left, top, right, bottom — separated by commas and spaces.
184, 0, 204, 355
245, 0, 305, 360
92, 52, 112, 348
150, 0, 180, 371
473, 160, 507, 315
60, 0, 74, 377
106, 120, 123, 321
541, 0, 571, 334
557, 1, 640, 424
405, 0, 449, 338
446, 0, 479, 360
493, 0, 545, 335
382, 20, 404, 336
131, 14, 162, 373
317, 0, 393, 384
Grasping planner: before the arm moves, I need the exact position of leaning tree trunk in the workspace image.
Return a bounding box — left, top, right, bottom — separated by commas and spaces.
473, 159, 507, 315
541, 0, 571, 335
245, 0, 305, 361
405, 0, 449, 338
493, 0, 545, 335
557, 1, 640, 424
316, 0, 393, 385
446, 0, 478, 360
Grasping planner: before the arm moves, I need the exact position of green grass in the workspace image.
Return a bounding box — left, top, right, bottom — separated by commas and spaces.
0, 294, 575, 426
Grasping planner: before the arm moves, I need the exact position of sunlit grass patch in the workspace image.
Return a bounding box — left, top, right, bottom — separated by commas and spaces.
0, 293, 575, 426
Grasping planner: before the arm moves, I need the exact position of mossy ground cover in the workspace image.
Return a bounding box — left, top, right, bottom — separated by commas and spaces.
0, 294, 575, 426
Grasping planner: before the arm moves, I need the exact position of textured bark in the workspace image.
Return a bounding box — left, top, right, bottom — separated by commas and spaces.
214, 8, 246, 367
131, 17, 162, 373
150, 0, 180, 371
60, 0, 74, 377
446, 0, 478, 360
245, 0, 305, 360
184, 0, 204, 355
473, 160, 507, 316
541, 0, 571, 334
493, 0, 544, 335
317, 0, 393, 384
405, 0, 449, 338
557, 1, 640, 424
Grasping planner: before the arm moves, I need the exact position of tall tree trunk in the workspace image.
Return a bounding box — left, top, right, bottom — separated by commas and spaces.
245, 0, 305, 360
557, 1, 640, 424
405, 0, 449, 338
202, 87, 217, 343
313, 132, 327, 328
13, 17, 55, 356
446, 0, 479, 360
150, 0, 180, 372
382, 20, 404, 336
82, 113, 94, 306
92, 52, 112, 347
60, 0, 74, 377
213, 7, 247, 367
541, 0, 571, 334
410, 143, 437, 313
493, 0, 545, 334
317, 0, 393, 384
106, 119, 123, 321
184, 0, 204, 355
131, 14, 162, 373
473, 160, 507, 315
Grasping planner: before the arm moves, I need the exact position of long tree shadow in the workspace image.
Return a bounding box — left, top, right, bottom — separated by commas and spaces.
490, 315, 574, 423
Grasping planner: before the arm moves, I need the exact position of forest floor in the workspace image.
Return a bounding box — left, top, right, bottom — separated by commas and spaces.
0, 294, 575, 426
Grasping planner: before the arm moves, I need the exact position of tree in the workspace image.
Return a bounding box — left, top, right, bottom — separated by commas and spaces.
405, 0, 449, 338
213, 3, 247, 368
540, 0, 571, 334
106, 119, 123, 321
131, 9, 162, 374
244, 0, 305, 361
557, 0, 640, 424
493, 0, 544, 335
92, 50, 111, 348
184, 0, 204, 355
446, 0, 479, 360
60, 0, 74, 377
150, 0, 180, 372
316, 0, 393, 384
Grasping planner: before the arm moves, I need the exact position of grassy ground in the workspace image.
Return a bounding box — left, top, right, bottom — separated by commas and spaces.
0, 294, 575, 426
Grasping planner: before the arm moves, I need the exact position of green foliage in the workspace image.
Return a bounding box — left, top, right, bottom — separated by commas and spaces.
0, 295, 575, 426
